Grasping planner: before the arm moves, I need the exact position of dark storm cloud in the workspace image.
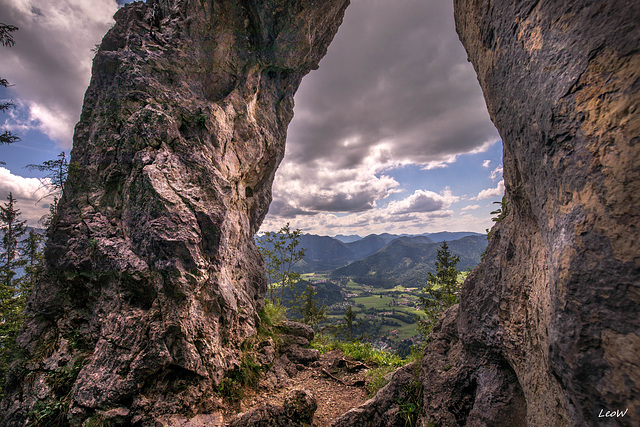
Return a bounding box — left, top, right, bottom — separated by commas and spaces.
285, 0, 499, 168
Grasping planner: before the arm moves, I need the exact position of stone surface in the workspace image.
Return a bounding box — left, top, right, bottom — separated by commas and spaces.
334, 1, 640, 426
276, 321, 315, 342
0, 0, 348, 425
332, 363, 419, 427
228, 388, 317, 427
155, 413, 223, 427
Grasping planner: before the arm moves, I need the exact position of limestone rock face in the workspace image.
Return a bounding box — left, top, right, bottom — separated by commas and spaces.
334, 1, 639, 426
455, 1, 640, 424
1, 0, 348, 425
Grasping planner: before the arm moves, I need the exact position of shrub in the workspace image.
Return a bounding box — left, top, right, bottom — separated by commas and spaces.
311, 336, 404, 367
366, 365, 397, 397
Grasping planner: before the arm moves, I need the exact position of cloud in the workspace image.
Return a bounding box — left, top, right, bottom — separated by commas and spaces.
268, 159, 401, 216
284, 0, 499, 171
490, 165, 503, 181
461, 204, 480, 211
267, 0, 500, 231
263, 187, 466, 235
474, 180, 505, 200
0, 167, 53, 225
482, 160, 491, 168
0, 0, 119, 147
261, 206, 491, 237
387, 189, 458, 215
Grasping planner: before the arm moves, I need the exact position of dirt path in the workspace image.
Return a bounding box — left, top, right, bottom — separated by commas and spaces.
232, 350, 369, 426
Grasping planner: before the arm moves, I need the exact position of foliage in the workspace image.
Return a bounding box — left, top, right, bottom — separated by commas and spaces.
418, 241, 460, 342
30, 398, 69, 426
0, 23, 20, 161
256, 223, 306, 306
257, 299, 287, 337
0, 193, 29, 397
311, 336, 404, 368
20, 229, 44, 296
485, 195, 508, 240
0, 23, 18, 47
216, 353, 262, 403
393, 361, 424, 427
29, 355, 88, 426
366, 365, 397, 397
0, 194, 45, 399
297, 283, 326, 329
342, 304, 361, 342
26, 152, 71, 226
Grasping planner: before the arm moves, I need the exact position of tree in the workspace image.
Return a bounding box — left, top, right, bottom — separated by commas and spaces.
485, 195, 508, 241
1, 23, 20, 158
342, 305, 360, 342
0, 192, 28, 397
256, 223, 306, 306
298, 283, 326, 329
418, 241, 460, 341
20, 229, 44, 296
26, 151, 70, 226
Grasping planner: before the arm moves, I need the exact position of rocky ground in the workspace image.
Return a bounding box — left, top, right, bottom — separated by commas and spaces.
228, 349, 369, 427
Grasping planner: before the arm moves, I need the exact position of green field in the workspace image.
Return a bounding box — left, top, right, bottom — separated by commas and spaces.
302, 271, 472, 346
322, 281, 427, 341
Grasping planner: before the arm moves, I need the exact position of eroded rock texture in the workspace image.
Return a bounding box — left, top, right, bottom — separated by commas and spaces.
1, 0, 348, 425
334, 1, 639, 426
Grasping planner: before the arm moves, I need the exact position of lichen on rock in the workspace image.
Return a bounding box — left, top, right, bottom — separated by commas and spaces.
0, 0, 349, 425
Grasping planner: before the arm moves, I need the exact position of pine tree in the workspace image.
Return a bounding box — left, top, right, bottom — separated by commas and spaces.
20, 229, 44, 296
418, 241, 460, 341
342, 305, 360, 342
26, 151, 70, 225
298, 283, 326, 329
0, 192, 28, 397
1, 23, 20, 159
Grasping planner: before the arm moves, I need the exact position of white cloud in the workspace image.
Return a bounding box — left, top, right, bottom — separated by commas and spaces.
269, 155, 402, 216
482, 160, 491, 168
474, 180, 505, 200
490, 164, 503, 181
387, 189, 458, 215
0, 167, 53, 225
263, 187, 468, 236
461, 204, 480, 211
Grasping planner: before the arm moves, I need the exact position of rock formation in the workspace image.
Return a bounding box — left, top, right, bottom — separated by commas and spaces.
334, 1, 640, 426
0, 0, 348, 425
228, 388, 317, 427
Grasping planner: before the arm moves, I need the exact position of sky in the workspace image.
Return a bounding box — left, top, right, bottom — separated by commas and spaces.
0, 0, 504, 236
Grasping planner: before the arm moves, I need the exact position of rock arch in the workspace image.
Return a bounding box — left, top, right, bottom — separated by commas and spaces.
2, 0, 639, 426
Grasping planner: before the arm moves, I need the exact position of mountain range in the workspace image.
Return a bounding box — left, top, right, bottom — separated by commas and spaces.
331, 234, 488, 287
256, 231, 487, 286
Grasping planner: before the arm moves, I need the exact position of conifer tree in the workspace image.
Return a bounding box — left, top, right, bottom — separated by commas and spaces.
27, 151, 69, 225
1, 23, 20, 158
0, 192, 27, 397
298, 283, 326, 329
419, 241, 460, 341
342, 305, 360, 342
20, 229, 44, 296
